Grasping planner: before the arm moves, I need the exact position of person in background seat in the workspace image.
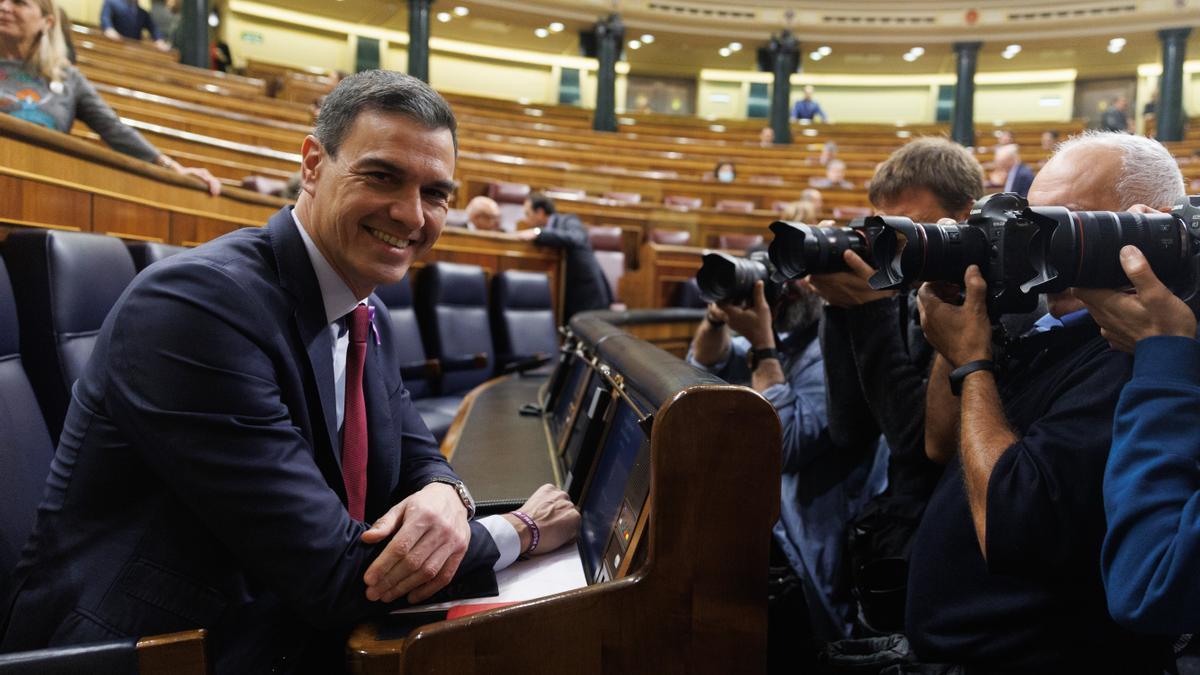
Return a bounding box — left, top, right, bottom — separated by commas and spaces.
0, 0, 220, 195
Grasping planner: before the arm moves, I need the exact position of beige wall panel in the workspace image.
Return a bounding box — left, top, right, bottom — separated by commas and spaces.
226, 13, 351, 73
975, 81, 1074, 124
429, 54, 554, 104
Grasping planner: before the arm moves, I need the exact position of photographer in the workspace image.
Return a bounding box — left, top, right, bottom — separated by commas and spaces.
688, 271, 887, 647
803, 138, 983, 630
907, 132, 1183, 670
1074, 243, 1200, 634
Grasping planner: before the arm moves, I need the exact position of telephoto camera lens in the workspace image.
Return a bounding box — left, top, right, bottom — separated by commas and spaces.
696, 251, 772, 304
767, 221, 870, 279
866, 216, 989, 290
1026, 207, 1191, 291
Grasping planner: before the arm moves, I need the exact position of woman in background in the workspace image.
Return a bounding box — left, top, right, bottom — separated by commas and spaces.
0, 0, 220, 195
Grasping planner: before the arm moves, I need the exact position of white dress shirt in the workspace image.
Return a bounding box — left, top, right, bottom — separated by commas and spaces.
291, 209, 521, 571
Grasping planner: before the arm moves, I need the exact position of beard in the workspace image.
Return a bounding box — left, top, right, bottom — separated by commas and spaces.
774, 285, 824, 336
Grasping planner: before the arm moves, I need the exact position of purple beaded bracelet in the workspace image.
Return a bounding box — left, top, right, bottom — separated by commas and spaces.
511, 510, 540, 555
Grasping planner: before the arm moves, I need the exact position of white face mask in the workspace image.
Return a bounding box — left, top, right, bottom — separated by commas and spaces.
717, 170, 735, 183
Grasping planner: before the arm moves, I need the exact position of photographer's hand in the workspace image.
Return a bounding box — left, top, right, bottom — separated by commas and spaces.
916, 265, 993, 367
1073, 245, 1196, 353
803, 250, 896, 307
720, 281, 775, 351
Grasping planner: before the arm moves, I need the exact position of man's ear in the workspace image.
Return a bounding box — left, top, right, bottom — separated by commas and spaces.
299, 135, 324, 197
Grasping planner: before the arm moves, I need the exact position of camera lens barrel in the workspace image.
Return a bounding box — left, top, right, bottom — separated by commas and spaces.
1028, 208, 1190, 290
768, 221, 869, 279
696, 251, 772, 304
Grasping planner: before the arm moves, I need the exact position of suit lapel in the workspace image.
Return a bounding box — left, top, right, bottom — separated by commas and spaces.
266, 208, 345, 499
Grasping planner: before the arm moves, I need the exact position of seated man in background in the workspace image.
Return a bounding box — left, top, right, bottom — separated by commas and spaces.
809, 159, 853, 190
0, 70, 579, 673
517, 192, 613, 322
989, 143, 1034, 197
463, 195, 502, 231
688, 271, 887, 652
101, 0, 169, 51
1074, 235, 1200, 635
907, 131, 1182, 671
804, 137, 983, 631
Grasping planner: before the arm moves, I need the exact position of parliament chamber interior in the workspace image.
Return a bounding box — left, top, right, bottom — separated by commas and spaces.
1, 0, 1199, 673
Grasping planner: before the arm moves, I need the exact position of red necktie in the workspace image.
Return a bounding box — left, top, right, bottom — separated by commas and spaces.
342, 304, 370, 521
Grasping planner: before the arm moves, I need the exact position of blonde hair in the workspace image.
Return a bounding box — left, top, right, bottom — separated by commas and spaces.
26, 0, 69, 84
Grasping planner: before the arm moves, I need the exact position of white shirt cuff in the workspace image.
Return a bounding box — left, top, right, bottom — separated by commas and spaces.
478, 514, 521, 571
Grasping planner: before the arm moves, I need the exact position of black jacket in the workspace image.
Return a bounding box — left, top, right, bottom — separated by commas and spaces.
535, 213, 613, 322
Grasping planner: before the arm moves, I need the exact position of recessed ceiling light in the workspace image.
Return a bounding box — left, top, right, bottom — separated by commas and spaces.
534, 27, 549, 38
1108, 37, 1126, 53
810, 51, 823, 61
902, 52, 919, 62
436, 12, 451, 22
908, 47, 924, 57
453, 6, 469, 16
640, 34, 655, 44
817, 45, 832, 56
628, 40, 642, 50
549, 21, 565, 32
728, 42, 743, 52
718, 47, 731, 57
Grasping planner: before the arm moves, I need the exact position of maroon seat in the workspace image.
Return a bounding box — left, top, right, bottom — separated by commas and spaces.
717, 234, 764, 250
664, 195, 702, 209
487, 181, 531, 204
588, 226, 625, 302
715, 200, 755, 213
650, 229, 691, 246
603, 191, 642, 204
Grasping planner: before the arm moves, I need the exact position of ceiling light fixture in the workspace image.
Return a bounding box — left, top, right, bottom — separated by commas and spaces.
453, 6, 469, 16
549, 21, 565, 32
817, 45, 832, 56
810, 51, 823, 61
718, 47, 731, 57
909, 46, 924, 57
534, 27, 549, 38
1002, 44, 1022, 59
628, 40, 642, 50
1107, 37, 1126, 53
436, 11, 451, 22
728, 42, 743, 52
641, 34, 655, 44
902, 52, 918, 62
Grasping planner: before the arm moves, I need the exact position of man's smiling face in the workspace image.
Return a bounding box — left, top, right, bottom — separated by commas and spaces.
298, 110, 455, 298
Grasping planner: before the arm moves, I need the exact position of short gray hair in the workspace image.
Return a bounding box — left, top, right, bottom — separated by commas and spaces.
313, 70, 457, 157
1054, 131, 1185, 209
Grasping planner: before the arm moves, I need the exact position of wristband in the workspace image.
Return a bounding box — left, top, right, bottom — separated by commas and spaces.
511, 510, 540, 555
704, 312, 725, 328
949, 359, 995, 396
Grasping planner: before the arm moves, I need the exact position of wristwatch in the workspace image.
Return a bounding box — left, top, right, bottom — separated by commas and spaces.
747, 347, 779, 371
426, 476, 476, 519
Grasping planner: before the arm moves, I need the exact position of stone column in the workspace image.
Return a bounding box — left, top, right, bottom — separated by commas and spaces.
1155, 27, 1191, 143
178, 0, 210, 69
951, 41, 982, 147
767, 31, 800, 145
407, 0, 434, 82
592, 13, 624, 133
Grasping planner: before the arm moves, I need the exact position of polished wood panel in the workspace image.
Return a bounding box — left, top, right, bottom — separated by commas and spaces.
136, 629, 208, 675
348, 311, 780, 674
93, 195, 171, 242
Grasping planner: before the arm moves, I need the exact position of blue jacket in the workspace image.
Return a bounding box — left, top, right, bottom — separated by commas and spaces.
1103, 335, 1200, 634
100, 0, 162, 41
0, 209, 499, 673
690, 331, 887, 639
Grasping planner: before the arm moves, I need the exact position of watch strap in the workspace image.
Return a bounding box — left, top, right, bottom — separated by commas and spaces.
426, 476, 476, 519
748, 347, 779, 371
949, 359, 996, 396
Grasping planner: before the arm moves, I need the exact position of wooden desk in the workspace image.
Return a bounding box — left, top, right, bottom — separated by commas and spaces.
347, 310, 780, 674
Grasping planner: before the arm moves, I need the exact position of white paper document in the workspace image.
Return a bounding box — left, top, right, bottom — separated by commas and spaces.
390, 545, 588, 614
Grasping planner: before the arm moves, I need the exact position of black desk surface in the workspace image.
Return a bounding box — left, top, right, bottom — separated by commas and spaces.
448, 374, 557, 503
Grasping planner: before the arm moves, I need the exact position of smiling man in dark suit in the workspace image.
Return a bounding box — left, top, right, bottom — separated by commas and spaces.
0, 70, 577, 673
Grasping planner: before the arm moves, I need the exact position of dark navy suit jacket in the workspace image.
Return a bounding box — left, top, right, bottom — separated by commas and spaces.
1009, 162, 1035, 198
0, 209, 498, 672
